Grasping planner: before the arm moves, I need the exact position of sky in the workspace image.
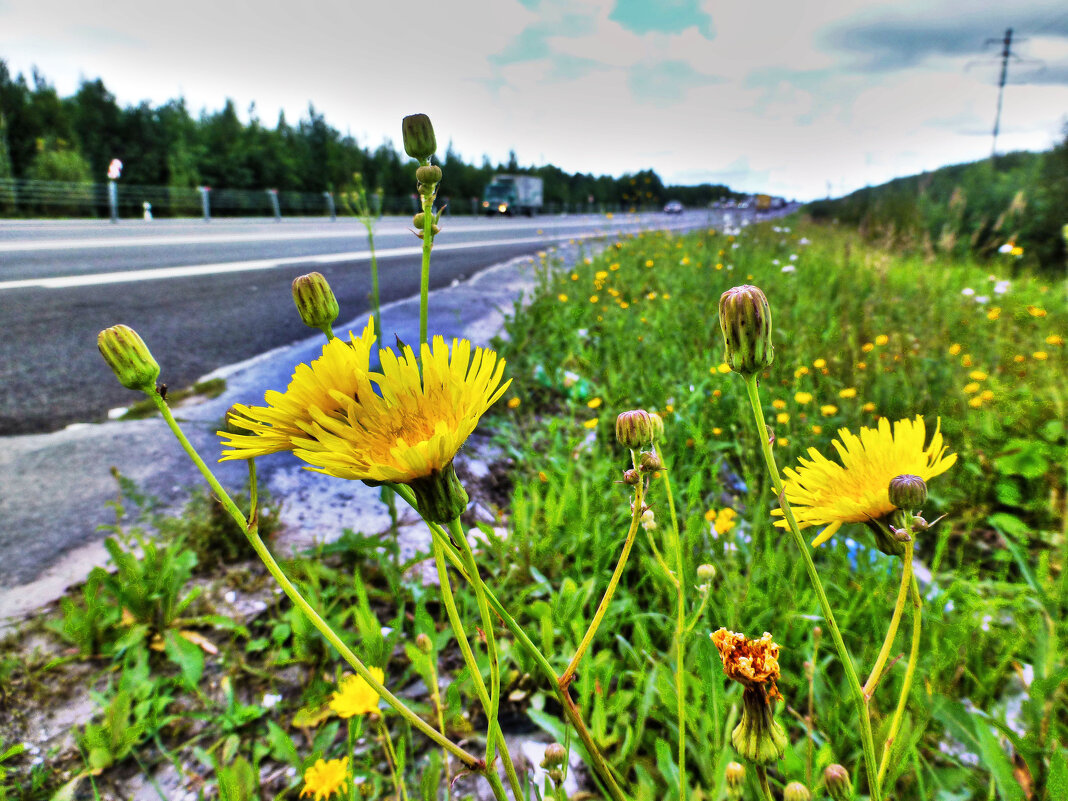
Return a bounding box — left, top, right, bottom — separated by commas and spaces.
1, 0, 1067, 200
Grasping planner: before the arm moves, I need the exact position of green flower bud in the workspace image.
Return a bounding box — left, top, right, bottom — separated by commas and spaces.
291, 272, 339, 335
697, 563, 717, 582
97, 324, 160, 393
824, 764, 853, 801
718, 285, 774, 375
784, 782, 812, 801
888, 474, 927, 510
622, 469, 641, 485
649, 411, 665, 443
540, 743, 566, 769
638, 450, 662, 472
731, 687, 788, 765
401, 113, 437, 161
415, 633, 433, 654
725, 761, 745, 788
416, 164, 442, 185
616, 409, 655, 448
408, 461, 469, 524
864, 515, 908, 558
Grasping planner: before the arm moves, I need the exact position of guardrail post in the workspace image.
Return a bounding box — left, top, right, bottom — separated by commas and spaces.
324, 191, 336, 221
199, 186, 212, 222
108, 180, 118, 223
268, 188, 281, 221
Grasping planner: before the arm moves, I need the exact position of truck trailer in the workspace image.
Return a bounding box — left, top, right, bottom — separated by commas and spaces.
481, 175, 544, 216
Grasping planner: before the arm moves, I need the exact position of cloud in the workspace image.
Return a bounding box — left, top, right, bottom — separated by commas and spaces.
627, 59, 722, 105
489, 14, 597, 67
608, 0, 713, 39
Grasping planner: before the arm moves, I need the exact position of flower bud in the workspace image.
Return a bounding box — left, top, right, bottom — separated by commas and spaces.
697, 563, 716, 582
408, 461, 469, 524
824, 764, 853, 801
416, 164, 442, 185
415, 633, 433, 654
622, 469, 641, 485
401, 113, 437, 161
888, 474, 927, 510
638, 451, 662, 472
616, 409, 655, 448
718, 285, 774, 375
97, 324, 160, 393
540, 743, 566, 769
649, 411, 664, 443
784, 782, 811, 801
292, 272, 339, 335
725, 761, 745, 788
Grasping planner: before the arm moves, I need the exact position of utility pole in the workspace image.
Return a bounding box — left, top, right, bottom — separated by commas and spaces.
989, 28, 1013, 160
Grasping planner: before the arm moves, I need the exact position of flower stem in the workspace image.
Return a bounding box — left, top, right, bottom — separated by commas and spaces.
378, 716, 410, 801
655, 444, 688, 801
755, 765, 775, 801
741, 375, 882, 801
560, 478, 645, 689
149, 392, 482, 771
878, 541, 922, 784
419, 186, 435, 344
864, 541, 914, 700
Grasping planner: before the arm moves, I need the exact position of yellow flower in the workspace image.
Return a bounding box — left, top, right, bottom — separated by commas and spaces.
1046, 334, 1064, 346
987, 307, 1001, 321
839, 388, 857, 399
874, 335, 889, 346
773, 416, 956, 547
507, 397, 521, 409
820, 405, 838, 416
589, 295, 599, 303
330, 667, 385, 718
862, 402, 876, 412
707, 507, 737, 534
963, 382, 980, 394
779, 437, 790, 447
813, 358, 827, 369
795, 366, 810, 377
856, 362, 867, 370
558, 293, 569, 302
717, 363, 732, 374
811, 425, 822, 434
221, 318, 510, 486
587, 398, 602, 409
1028, 305, 1046, 317
301, 758, 349, 801
795, 392, 813, 405
962, 354, 973, 367
776, 412, 790, 424
980, 390, 994, 401
1014, 354, 1026, 363
948, 344, 962, 356
583, 418, 598, 429
645, 259, 655, 268
710, 629, 781, 698
969, 370, 988, 381
1033, 351, 1048, 360
712, 427, 723, 436
968, 396, 983, 408
862, 343, 874, 353
772, 399, 787, 410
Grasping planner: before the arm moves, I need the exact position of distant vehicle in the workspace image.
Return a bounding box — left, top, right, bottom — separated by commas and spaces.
756, 194, 772, 212
663, 200, 684, 214
481, 175, 543, 216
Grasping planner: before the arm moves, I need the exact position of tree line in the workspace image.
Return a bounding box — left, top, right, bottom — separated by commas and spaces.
0, 59, 739, 215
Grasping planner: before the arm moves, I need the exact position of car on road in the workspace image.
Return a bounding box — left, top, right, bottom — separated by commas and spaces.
663, 200, 684, 214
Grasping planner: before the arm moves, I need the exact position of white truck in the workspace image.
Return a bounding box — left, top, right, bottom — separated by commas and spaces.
481, 175, 544, 216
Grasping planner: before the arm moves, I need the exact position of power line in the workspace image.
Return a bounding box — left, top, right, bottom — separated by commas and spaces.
988, 28, 1015, 160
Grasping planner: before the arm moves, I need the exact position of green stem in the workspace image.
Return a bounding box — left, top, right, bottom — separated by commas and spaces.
419, 185, 435, 344
366, 225, 381, 341
560, 478, 645, 689
655, 444, 687, 801
392, 486, 629, 801
741, 375, 882, 801
445, 517, 525, 800
378, 716, 410, 801
864, 541, 914, 700
755, 765, 775, 801
426, 655, 453, 801
150, 392, 482, 772
878, 566, 922, 783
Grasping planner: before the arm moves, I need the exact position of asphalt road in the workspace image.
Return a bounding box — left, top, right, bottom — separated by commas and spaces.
0, 211, 720, 435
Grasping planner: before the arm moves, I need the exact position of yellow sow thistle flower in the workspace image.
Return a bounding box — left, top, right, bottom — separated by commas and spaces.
711, 629, 788, 764
874, 334, 889, 346
948, 343, 962, 356
1047, 334, 1064, 346
820, 404, 838, 416
301, 757, 349, 801
773, 416, 956, 553
795, 391, 813, 405
220, 317, 510, 523
331, 667, 385, 718
839, 388, 857, 399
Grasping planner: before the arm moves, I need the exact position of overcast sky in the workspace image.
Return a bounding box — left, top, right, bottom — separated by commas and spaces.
2, 0, 1067, 200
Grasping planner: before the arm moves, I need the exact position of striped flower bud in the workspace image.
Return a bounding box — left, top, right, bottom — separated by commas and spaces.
416, 164, 442, 185
824, 764, 853, 801
784, 782, 812, 801
97, 324, 160, 393
718, 285, 774, 375
292, 272, 340, 336
401, 113, 437, 161
888, 474, 927, 510
540, 743, 566, 769
616, 409, 656, 449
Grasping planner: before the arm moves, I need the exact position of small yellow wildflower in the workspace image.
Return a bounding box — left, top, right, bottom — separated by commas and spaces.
712, 427, 723, 436
948, 344, 962, 356
987, 307, 1001, 321
301, 758, 348, 801
963, 382, 980, 394
811, 425, 823, 434
778, 437, 790, 447
589, 295, 599, 303
813, 358, 827, 369
839, 388, 857, 399
718, 363, 732, 374
862, 343, 874, 353
862, 402, 876, 412
874, 335, 889, 346
821, 405, 838, 416
795, 366, 810, 377
682, 257, 691, 265
570, 273, 578, 281
330, 668, 384, 718
968, 396, 983, 408
962, 354, 973, 367
980, 390, 994, 401
707, 508, 738, 534
1033, 351, 1048, 360
969, 370, 988, 381
1046, 334, 1064, 346
645, 259, 654, 268
772, 399, 787, 410
587, 398, 602, 409
795, 392, 813, 405
583, 419, 598, 429
646, 292, 657, 300
1028, 305, 1047, 317
538, 471, 548, 482
716, 263, 724, 270
1013, 354, 1026, 363
776, 412, 790, 424
558, 293, 568, 302
856, 362, 867, 370
507, 397, 521, 409
610, 262, 620, 271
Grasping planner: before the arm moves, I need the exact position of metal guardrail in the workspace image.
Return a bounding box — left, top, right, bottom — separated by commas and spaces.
0, 178, 664, 219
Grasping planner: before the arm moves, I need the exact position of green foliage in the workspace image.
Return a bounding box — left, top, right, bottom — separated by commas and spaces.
48, 568, 120, 658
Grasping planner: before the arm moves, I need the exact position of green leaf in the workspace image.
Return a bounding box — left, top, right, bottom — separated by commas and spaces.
1048, 750, 1068, 800
265, 721, 300, 769
164, 629, 204, 690
994, 439, 1049, 480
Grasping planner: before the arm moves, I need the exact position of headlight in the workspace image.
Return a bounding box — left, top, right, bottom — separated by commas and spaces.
498, 204, 508, 213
